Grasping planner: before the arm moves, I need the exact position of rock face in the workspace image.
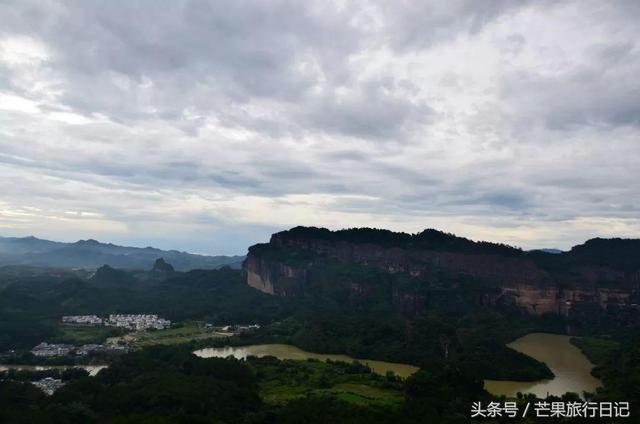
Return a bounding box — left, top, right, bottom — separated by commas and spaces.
243, 227, 640, 316
90, 264, 134, 286
270, 231, 552, 286
497, 285, 632, 315
152, 258, 175, 274
245, 255, 306, 296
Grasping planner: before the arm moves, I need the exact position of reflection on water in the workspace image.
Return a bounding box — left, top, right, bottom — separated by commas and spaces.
484, 333, 602, 398
0, 364, 107, 376
194, 344, 419, 379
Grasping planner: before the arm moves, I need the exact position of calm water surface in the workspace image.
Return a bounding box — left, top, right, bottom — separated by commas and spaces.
0, 364, 106, 376
484, 333, 602, 398
194, 344, 419, 378
194, 334, 602, 396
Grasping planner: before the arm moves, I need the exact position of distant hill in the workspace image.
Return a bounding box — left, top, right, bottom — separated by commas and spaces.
528, 248, 563, 254
0, 236, 244, 271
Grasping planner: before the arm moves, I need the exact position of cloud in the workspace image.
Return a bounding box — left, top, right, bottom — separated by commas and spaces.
0, 0, 639, 253
375, 0, 535, 50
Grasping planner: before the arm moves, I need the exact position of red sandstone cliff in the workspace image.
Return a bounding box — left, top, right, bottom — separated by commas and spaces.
244, 227, 638, 315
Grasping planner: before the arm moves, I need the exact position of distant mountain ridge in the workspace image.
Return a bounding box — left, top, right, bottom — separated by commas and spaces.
0, 236, 244, 271
529, 248, 563, 254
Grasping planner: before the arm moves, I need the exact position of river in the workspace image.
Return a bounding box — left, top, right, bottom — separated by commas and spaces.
195, 334, 602, 398
193, 344, 419, 378
484, 333, 602, 398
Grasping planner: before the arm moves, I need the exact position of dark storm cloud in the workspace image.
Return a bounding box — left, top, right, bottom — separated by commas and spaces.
0, 0, 478, 141
2, 0, 399, 139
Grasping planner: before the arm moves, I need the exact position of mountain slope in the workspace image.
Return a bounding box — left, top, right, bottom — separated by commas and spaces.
0, 236, 244, 271
244, 226, 640, 315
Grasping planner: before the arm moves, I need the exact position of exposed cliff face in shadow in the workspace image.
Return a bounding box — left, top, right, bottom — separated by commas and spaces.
245, 254, 307, 296
243, 227, 640, 316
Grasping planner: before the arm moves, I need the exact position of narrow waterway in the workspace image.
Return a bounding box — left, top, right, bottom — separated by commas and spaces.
193, 333, 602, 397
194, 343, 419, 378
484, 333, 602, 398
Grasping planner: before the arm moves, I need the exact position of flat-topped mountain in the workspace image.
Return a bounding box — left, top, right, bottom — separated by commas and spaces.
0, 236, 244, 271
244, 226, 640, 315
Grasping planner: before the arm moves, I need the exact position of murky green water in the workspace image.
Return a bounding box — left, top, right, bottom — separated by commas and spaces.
193, 344, 419, 378
0, 364, 106, 376
193, 334, 602, 396
484, 333, 602, 398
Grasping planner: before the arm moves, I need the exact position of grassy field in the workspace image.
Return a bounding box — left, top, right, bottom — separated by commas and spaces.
571, 336, 620, 365
132, 325, 226, 346
55, 323, 226, 347
254, 358, 404, 407
55, 326, 126, 345
319, 383, 404, 406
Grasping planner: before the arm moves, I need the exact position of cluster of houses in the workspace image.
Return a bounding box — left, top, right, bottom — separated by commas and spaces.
62, 315, 103, 325
31, 343, 74, 357
31, 342, 130, 357
106, 314, 171, 331
30, 314, 170, 358
62, 314, 171, 331
205, 324, 261, 334
32, 377, 65, 395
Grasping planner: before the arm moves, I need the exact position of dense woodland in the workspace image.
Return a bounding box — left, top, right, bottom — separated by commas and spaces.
2, 340, 640, 423
0, 344, 486, 424
271, 226, 640, 272
0, 263, 557, 381
0, 267, 287, 353
1, 231, 640, 423
270, 226, 524, 256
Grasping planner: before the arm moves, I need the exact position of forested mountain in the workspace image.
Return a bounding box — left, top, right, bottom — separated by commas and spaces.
240, 226, 640, 369
0, 236, 244, 271
245, 226, 640, 316
1, 228, 640, 423
0, 266, 286, 352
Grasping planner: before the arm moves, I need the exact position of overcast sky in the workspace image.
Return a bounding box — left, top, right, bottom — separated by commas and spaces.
1, 0, 639, 255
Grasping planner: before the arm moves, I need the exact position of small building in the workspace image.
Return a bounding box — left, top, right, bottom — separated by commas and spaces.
32, 378, 65, 395
61, 315, 103, 326
75, 344, 103, 356
31, 343, 74, 357
207, 324, 261, 334
106, 314, 171, 331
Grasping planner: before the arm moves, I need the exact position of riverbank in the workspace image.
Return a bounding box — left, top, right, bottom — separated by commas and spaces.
484, 333, 602, 398
194, 344, 420, 379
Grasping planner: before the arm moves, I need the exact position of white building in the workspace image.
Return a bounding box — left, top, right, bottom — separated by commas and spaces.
61, 315, 103, 326
31, 343, 74, 357
32, 378, 65, 395
106, 314, 171, 331
75, 344, 102, 356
